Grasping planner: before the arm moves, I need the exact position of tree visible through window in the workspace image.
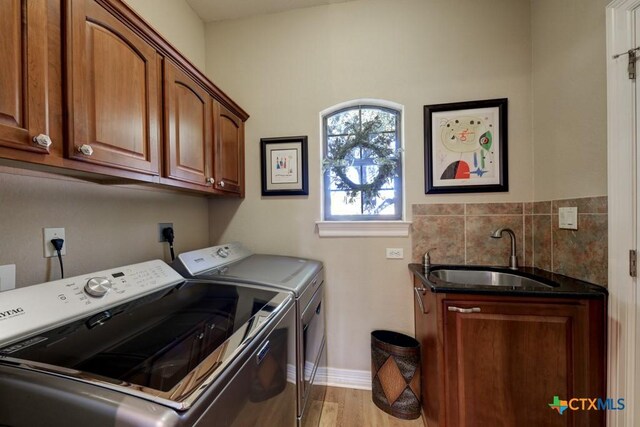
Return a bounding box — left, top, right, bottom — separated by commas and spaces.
322, 103, 403, 220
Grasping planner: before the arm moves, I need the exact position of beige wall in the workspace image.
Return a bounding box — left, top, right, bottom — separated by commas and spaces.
205, 0, 533, 372
531, 0, 608, 200
125, 0, 206, 70
0, 167, 210, 287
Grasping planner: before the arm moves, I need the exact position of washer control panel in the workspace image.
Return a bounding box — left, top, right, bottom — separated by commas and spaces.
0, 260, 183, 347
176, 242, 252, 276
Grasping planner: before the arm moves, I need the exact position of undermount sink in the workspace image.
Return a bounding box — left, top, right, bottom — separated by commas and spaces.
430, 269, 556, 289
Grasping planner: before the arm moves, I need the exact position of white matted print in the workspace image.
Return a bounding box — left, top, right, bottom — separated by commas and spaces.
424, 99, 508, 194
270, 147, 299, 185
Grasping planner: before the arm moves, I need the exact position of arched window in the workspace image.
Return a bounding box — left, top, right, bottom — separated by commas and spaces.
322, 101, 403, 220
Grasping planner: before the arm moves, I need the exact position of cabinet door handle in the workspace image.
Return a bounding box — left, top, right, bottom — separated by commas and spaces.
219, 181, 225, 188
448, 306, 481, 313
206, 177, 214, 185
414, 287, 428, 314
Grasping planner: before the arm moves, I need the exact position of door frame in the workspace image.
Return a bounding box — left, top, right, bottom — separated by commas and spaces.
607, 1, 640, 425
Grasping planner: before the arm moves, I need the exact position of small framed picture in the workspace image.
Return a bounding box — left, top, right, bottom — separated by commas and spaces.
260, 136, 309, 196
424, 98, 508, 194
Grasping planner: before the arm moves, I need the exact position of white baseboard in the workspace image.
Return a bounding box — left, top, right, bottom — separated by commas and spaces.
315, 367, 372, 390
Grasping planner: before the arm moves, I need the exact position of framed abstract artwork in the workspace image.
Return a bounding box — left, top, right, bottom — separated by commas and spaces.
260, 136, 309, 196
424, 98, 508, 194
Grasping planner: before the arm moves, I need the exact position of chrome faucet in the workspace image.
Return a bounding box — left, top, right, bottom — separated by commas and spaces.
423, 248, 436, 274
490, 228, 518, 270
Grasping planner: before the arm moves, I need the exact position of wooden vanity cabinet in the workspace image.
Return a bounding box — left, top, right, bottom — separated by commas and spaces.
0, 0, 51, 155
65, 0, 161, 176
413, 276, 606, 427
163, 60, 213, 189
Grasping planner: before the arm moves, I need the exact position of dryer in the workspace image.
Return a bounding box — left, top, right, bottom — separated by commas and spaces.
172, 242, 326, 427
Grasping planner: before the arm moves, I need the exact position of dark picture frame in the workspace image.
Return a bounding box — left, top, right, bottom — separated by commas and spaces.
260, 136, 309, 196
424, 98, 508, 194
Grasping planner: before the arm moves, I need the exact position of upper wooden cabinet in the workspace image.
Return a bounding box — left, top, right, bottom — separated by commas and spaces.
65, 0, 161, 175
164, 60, 213, 189
213, 103, 245, 196
0, 0, 247, 195
0, 0, 51, 154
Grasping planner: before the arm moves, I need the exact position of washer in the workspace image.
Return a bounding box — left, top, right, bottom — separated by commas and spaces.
0, 260, 296, 427
172, 242, 326, 427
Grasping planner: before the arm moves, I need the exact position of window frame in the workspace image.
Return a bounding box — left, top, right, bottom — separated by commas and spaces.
321, 100, 405, 222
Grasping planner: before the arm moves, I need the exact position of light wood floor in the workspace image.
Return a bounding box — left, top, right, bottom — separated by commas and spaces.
319, 387, 424, 427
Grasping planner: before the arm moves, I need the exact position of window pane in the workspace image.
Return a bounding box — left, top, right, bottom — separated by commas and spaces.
323, 103, 402, 221
330, 191, 362, 215
327, 110, 359, 135
361, 109, 396, 132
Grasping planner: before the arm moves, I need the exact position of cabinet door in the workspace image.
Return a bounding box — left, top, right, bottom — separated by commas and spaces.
164, 60, 213, 188
66, 0, 160, 175
213, 102, 244, 195
0, 0, 50, 153
443, 299, 602, 427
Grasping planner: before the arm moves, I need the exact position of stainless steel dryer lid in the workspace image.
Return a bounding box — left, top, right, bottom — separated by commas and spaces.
174, 243, 322, 295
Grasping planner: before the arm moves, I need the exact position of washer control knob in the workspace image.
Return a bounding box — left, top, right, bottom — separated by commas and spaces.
85, 277, 112, 297
217, 247, 230, 258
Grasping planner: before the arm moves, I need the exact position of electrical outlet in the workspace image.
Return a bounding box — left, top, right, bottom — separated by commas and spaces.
43, 228, 66, 258
158, 223, 174, 242
386, 248, 404, 259
0, 264, 16, 292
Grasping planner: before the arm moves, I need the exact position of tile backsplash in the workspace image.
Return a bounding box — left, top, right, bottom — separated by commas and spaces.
411, 196, 608, 286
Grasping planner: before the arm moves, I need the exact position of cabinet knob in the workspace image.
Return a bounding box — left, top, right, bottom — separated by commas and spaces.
32, 134, 52, 149
206, 177, 215, 185
219, 181, 225, 188
78, 144, 94, 156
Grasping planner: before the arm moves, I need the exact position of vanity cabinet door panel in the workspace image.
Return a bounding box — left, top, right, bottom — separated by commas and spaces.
66, 0, 160, 175
213, 102, 244, 196
442, 298, 602, 427
164, 60, 213, 188
0, 0, 50, 154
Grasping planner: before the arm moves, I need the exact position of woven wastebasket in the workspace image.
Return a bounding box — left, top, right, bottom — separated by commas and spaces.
371, 330, 421, 420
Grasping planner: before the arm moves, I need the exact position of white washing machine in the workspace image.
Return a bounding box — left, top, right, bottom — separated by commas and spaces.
0, 260, 297, 426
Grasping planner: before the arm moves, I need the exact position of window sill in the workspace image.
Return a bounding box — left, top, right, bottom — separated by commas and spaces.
315, 221, 411, 237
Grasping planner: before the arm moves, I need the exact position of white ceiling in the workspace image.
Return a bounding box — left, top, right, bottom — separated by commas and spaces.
186, 0, 357, 23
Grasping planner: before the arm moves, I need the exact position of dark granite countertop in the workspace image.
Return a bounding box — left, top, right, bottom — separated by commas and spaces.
409, 263, 607, 298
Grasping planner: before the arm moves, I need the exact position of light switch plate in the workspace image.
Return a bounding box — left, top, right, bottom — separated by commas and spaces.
559, 207, 578, 230
0, 264, 16, 292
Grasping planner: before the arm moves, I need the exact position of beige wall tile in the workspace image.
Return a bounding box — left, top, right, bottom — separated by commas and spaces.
411, 216, 465, 264
533, 201, 552, 214
552, 196, 608, 214
532, 215, 552, 271
524, 202, 533, 214
465, 203, 523, 215
465, 216, 523, 266
524, 215, 533, 267
553, 214, 608, 285
412, 204, 464, 216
